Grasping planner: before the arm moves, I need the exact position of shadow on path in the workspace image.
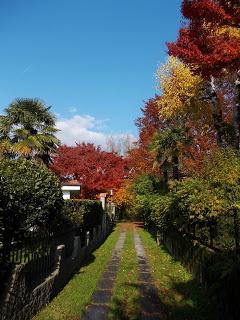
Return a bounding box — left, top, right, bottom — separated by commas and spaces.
134, 222, 216, 320
81, 231, 126, 320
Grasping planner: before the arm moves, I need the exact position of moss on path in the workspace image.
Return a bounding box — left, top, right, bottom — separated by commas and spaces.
138, 227, 215, 320
34, 223, 215, 320
108, 226, 140, 320
33, 226, 122, 320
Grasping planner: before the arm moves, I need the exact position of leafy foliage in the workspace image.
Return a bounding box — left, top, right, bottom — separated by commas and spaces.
131, 174, 162, 196
0, 158, 64, 264
167, 0, 240, 78
63, 199, 103, 229
151, 127, 191, 181
113, 186, 134, 209
130, 174, 166, 227
51, 143, 128, 198
0, 98, 60, 164
205, 148, 240, 250
157, 57, 204, 119
171, 178, 224, 246
134, 194, 158, 228
150, 195, 173, 232
167, 1, 240, 149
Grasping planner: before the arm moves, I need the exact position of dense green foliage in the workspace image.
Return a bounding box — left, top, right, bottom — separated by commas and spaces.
0, 98, 60, 164
134, 149, 240, 251
0, 158, 63, 264
151, 127, 191, 182
131, 173, 162, 195
150, 195, 173, 233
131, 174, 166, 228
63, 199, 103, 229
131, 150, 240, 319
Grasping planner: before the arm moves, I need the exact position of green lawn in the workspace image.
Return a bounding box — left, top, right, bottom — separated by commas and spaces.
33, 226, 121, 320
108, 227, 140, 320
33, 223, 216, 320
138, 228, 215, 320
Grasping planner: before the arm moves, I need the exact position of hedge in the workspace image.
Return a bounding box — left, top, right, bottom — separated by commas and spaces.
0, 158, 64, 279
0, 158, 63, 238
63, 199, 103, 229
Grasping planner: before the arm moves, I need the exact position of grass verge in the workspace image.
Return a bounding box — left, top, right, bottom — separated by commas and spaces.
33, 226, 121, 320
138, 228, 215, 320
108, 227, 140, 320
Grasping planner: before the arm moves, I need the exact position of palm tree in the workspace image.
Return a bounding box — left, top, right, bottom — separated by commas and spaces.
0, 98, 60, 165
150, 127, 191, 183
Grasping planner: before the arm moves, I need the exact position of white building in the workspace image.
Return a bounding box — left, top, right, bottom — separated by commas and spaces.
61, 180, 81, 200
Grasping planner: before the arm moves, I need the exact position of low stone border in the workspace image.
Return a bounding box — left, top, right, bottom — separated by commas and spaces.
0, 218, 113, 320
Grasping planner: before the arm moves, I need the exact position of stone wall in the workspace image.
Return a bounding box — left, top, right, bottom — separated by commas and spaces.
0, 216, 113, 320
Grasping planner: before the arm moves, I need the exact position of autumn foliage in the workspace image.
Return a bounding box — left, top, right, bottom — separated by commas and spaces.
167, 0, 240, 78
127, 96, 163, 177
123, 1, 240, 265
51, 143, 128, 198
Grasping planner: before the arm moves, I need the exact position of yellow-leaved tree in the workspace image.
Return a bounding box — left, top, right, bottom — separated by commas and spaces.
156, 56, 206, 120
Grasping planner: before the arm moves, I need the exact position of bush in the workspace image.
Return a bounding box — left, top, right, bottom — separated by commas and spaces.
133, 194, 157, 228
151, 195, 173, 232
63, 199, 103, 229
0, 158, 64, 263
131, 173, 163, 196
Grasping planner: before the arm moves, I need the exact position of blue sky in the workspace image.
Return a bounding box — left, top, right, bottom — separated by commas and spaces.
0, 0, 182, 146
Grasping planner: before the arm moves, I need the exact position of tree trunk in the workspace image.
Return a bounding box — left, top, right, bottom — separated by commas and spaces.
172, 155, 179, 180
192, 223, 196, 237
209, 222, 214, 248
163, 169, 168, 185
233, 70, 240, 150
162, 161, 169, 188
209, 77, 225, 147
233, 209, 240, 252
1, 227, 13, 281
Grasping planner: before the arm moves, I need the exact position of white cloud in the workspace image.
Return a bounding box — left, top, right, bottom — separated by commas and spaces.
56, 114, 136, 149
69, 107, 77, 113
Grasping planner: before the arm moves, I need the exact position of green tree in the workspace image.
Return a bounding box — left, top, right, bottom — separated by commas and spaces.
205, 148, 240, 251
151, 127, 191, 183
0, 98, 60, 165
131, 173, 162, 196
150, 195, 173, 233
0, 158, 64, 270
171, 178, 224, 247
131, 174, 163, 228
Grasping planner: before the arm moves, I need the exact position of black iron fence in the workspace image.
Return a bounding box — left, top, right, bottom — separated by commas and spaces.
0, 216, 114, 289
8, 227, 75, 265
1, 227, 76, 288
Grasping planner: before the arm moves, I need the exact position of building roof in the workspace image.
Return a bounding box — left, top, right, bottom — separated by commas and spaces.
62, 179, 81, 186
99, 193, 108, 197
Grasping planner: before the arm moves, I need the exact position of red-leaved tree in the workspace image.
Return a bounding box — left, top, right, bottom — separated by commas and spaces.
168, 0, 240, 78
51, 143, 128, 198
127, 96, 165, 177
167, 0, 240, 148
130, 95, 217, 178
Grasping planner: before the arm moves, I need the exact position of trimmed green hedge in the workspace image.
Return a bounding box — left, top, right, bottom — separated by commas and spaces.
63, 199, 103, 229
0, 158, 64, 279
0, 158, 64, 244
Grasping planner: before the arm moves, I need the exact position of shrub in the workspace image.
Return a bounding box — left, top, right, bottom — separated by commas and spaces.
170, 178, 224, 247
63, 199, 103, 229
0, 158, 64, 263
131, 173, 162, 196
134, 194, 158, 228
150, 195, 173, 232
